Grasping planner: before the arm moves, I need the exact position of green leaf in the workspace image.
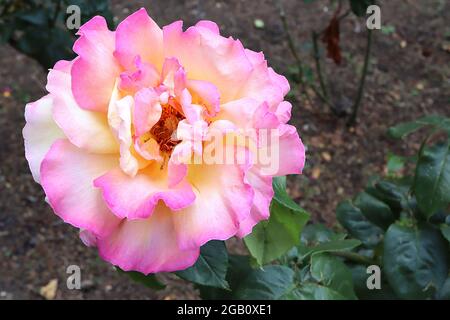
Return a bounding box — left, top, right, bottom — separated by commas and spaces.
336, 200, 384, 248
388, 115, 450, 139
301, 224, 346, 245
176, 241, 229, 289
414, 141, 450, 219
437, 278, 450, 300
245, 177, 309, 265
17, 9, 49, 26
354, 192, 395, 230
440, 224, 450, 243
198, 257, 289, 300
272, 176, 307, 213
349, 265, 398, 300
300, 239, 362, 259
384, 223, 449, 299
366, 179, 409, 214
386, 153, 405, 175
197, 255, 251, 300
310, 254, 357, 299
116, 268, 165, 290
233, 265, 294, 300
349, 0, 375, 17
285, 283, 346, 300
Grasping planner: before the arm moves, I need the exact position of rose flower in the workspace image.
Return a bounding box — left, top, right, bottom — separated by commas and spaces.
23, 8, 305, 274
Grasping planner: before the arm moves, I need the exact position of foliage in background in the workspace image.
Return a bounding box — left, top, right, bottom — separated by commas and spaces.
121, 115, 450, 300
0, 0, 113, 69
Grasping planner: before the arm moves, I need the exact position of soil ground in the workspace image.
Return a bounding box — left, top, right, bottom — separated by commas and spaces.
0, 0, 449, 299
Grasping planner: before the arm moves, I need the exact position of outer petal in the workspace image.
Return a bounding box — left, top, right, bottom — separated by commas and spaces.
40, 139, 121, 236
163, 21, 253, 103
258, 124, 306, 176
47, 60, 119, 154
195, 20, 220, 34
115, 8, 163, 71
71, 16, 121, 112
236, 49, 288, 108
94, 162, 195, 220
97, 204, 200, 274
275, 101, 292, 124
236, 170, 273, 237
23, 95, 65, 183
173, 159, 253, 250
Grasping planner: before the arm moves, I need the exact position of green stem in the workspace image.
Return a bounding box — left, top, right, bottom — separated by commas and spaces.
312, 31, 330, 104
273, 0, 312, 104
331, 251, 377, 265
51, 0, 62, 28
348, 28, 373, 126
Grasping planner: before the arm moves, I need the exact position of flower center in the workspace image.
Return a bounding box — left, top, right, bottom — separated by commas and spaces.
150, 97, 185, 154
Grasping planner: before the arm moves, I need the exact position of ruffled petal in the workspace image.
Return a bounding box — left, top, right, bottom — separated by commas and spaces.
236, 49, 288, 108
187, 79, 220, 116
118, 56, 160, 94
195, 20, 220, 34
215, 98, 261, 129
97, 204, 200, 274
274, 101, 292, 124
258, 124, 306, 176
133, 88, 162, 137
94, 162, 195, 220
161, 57, 186, 96
236, 169, 273, 237
47, 60, 119, 154
40, 139, 121, 236
108, 94, 147, 176
23, 95, 65, 183
163, 21, 253, 103
114, 8, 163, 71
173, 156, 253, 250
71, 16, 121, 112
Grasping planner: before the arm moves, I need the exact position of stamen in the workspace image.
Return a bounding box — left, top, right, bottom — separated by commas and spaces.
150, 97, 184, 154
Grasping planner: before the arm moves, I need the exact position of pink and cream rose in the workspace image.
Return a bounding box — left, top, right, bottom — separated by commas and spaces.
23, 8, 305, 274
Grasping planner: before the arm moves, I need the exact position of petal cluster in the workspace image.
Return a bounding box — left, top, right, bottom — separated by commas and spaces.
23, 8, 305, 274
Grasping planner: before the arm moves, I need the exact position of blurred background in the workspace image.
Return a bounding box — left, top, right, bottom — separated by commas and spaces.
0, 0, 449, 299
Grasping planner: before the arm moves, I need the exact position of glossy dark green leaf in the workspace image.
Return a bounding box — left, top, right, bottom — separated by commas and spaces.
285, 283, 346, 300
437, 278, 450, 300
440, 224, 450, 243
197, 255, 251, 300
310, 253, 357, 299
176, 241, 229, 289
349, 265, 397, 300
272, 176, 308, 213
116, 268, 165, 290
300, 239, 362, 259
366, 179, 409, 214
336, 200, 384, 248
414, 142, 450, 219
301, 223, 346, 245
233, 265, 294, 300
388, 115, 450, 139
384, 223, 449, 299
354, 192, 395, 229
